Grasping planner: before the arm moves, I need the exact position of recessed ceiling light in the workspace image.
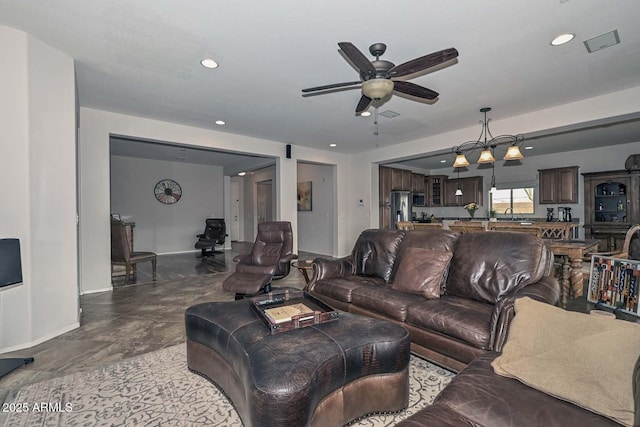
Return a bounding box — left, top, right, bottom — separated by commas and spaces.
215, 120, 226, 126
524, 146, 534, 150
440, 160, 447, 163
551, 33, 575, 46
329, 143, 337, 147
361, 111, 371, 117
200, 58, 219, 69
237, 171, 246, 176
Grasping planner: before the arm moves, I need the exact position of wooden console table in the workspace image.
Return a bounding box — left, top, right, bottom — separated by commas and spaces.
544, 239, 598, 308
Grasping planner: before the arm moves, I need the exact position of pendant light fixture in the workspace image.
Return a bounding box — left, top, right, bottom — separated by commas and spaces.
452, 107, 524, 166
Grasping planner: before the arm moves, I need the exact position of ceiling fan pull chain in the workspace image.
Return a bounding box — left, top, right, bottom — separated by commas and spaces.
374, 107, 379, 136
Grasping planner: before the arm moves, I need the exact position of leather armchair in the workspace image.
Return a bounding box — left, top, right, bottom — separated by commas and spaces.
195, 218, 227, 257
222, 221, 297, 298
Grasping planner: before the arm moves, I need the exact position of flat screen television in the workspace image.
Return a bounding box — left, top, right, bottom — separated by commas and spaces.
0, 238, 23, 287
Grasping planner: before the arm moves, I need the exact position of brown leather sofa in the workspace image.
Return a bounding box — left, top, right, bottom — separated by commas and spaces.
305, 228, 559, 371
395, 351, 639, 427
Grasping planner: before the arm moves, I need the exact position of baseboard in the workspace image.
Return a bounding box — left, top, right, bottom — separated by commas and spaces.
0, 321, 80, 354
80, 285, 113, 295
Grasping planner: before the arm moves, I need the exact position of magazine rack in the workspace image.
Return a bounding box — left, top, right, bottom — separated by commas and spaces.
588, 255, 640, 316
251, 288, 338, 334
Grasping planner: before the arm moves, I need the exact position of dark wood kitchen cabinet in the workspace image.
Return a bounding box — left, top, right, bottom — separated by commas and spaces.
412, 173, 425, 193
443, 176, 483, 207
539, 166, 578, 204
391, 168, 412, 191
426, 175, 447, 207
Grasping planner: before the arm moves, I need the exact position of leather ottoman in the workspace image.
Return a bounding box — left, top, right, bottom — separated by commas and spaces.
185, 298, 411, 427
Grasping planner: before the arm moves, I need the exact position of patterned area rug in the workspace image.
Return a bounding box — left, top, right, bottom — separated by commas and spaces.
1, 344, 454, 427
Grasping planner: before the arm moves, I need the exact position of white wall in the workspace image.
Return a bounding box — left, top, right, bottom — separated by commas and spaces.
297, 162, 335, 256
0, 27, 78, 352
110, 156, 224, 253
78, 109, 352, 294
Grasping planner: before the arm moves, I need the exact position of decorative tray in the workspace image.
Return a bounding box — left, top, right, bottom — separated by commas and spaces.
250, 288, 339, 334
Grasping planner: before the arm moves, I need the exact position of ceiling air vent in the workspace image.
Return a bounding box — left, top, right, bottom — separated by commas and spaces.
380, 110, 400, 119
583, 30, 620, 53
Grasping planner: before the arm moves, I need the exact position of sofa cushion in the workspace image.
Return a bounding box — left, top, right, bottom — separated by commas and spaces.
405, 296, 493, 350
352, 229, 405, 283
445, 232, 550, 304
313, 276, 386, 303
491, 297, 640, 426
428, 353, 621, 427
390, 229, 458, 285
351, 285, 425, 321
391, 248, 453, 299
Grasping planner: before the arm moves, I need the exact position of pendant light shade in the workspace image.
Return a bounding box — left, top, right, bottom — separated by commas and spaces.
477, 149, 496, 164
453, 153, 470, 168
455, 188, 463, 196
503, 144, 524, 161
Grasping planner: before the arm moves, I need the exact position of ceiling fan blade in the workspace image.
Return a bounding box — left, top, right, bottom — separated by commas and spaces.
302, 80, 361, 93
355, 95, 372, 114
338, 42, 376, 76
389, 48, 459, 78
393, 81, 439, 99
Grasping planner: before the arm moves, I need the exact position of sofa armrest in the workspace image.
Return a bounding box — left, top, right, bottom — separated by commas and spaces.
490, 275, 560, 352
304, 256, 354, 292
233, 253, 251, 263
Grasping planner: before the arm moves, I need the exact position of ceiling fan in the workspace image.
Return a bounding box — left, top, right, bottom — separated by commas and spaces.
302, 42, 459, 114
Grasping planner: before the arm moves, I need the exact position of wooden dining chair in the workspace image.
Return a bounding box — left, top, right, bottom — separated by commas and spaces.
395, 221, 415, 230
413, 222, 444, 230
110, 218, 157, 285
488, 223, 542, 237
589, 224, 640, 260
448, 222, 486, 234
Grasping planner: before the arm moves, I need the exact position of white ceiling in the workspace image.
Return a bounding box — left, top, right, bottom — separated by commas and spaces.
2, 0, 640, 167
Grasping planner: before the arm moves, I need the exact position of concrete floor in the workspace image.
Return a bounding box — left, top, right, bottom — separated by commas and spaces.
0, 242, 312, 401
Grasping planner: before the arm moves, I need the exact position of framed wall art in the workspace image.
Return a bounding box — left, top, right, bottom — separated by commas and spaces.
297, 181, 312, 211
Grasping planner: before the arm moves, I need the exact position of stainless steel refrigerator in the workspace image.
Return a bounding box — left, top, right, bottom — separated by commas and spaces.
390, 191, 412, 229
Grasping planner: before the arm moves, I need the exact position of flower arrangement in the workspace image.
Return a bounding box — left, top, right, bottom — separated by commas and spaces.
464, 202, 480, 218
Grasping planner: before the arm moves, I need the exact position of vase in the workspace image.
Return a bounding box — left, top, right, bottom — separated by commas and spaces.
468, 211, 475, 219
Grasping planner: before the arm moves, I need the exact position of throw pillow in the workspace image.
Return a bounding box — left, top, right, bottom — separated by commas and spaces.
491, 297, 640, 426
391, 248, 453, 299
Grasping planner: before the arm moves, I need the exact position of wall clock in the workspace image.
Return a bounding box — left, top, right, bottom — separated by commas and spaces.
154, 179, 182, 204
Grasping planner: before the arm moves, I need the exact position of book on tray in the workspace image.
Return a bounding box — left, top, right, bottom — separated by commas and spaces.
263, 303, 315, 324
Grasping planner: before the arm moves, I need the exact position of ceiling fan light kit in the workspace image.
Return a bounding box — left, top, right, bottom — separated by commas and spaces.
302, 42, 458, 114
361, 79, 394, 99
